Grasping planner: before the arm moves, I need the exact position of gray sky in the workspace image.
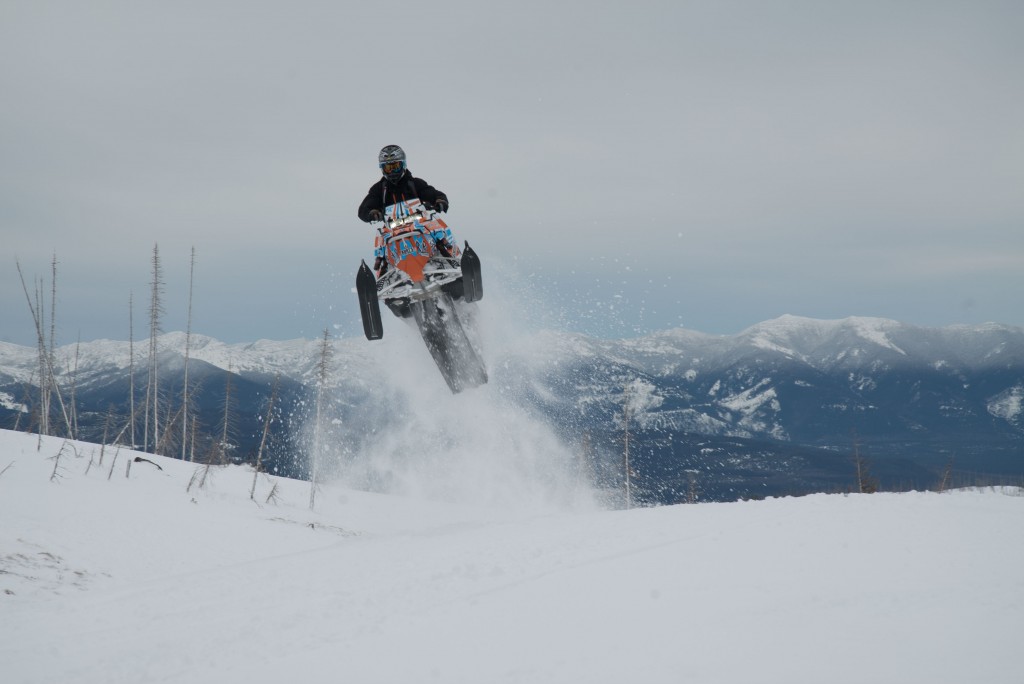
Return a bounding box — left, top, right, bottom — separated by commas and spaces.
3, 0, 1022, 346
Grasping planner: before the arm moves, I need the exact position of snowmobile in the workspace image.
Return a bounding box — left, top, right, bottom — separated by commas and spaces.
356, 199, 487, 393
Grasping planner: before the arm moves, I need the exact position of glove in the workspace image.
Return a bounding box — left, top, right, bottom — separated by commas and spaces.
434, 198, 449, 213
367, 209, 383, 222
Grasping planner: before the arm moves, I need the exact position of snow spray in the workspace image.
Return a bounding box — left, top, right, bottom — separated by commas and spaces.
313, 260, 597, 512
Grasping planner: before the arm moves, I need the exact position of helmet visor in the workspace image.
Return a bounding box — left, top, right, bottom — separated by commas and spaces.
381, 160, 404, 175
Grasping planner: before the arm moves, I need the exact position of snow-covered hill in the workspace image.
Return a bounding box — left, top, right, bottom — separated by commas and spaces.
2, 428, 1022, 683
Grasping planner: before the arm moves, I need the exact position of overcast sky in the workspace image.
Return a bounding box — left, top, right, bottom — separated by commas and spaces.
3, 0, 1022, 346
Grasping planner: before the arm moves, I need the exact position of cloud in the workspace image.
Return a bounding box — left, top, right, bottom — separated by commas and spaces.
2, 1, 1022, 345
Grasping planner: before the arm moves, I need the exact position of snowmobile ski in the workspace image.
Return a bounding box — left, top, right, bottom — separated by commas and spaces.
460, 241, 483, 303
356, 260, 383, 340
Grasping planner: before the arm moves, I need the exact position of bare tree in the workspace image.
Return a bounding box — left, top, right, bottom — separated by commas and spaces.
619, 378, 663, 509
47, 255, 59, 433
265, 481, 281, 505
145, 244, 165, 453
85, 447, 97, 476
938, 455, 956, 493
16, 259, 73, 440
128, 292, 137, 449
251, 374, 281, 501
685, 469, 700, 504
622, 386, 633, 510
51, 440, 71, 482
852, 432, 878, 494
182, 247, 196, 460
36, 277, 49, 438
190, 415, 198, 462
190, 366, 236, 493
107, 441, 124, 480
98, 406, 115, 467
68, 335, 81, 440
14, 376, 36, 432
217, 366, 235, 464
155, 403, 185, 456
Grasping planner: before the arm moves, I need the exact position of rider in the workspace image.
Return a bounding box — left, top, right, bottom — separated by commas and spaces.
358, 145, 451, 275
358, 145, 449, 222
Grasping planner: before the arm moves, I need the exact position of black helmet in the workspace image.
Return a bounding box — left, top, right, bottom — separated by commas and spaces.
378, 145, 406, 184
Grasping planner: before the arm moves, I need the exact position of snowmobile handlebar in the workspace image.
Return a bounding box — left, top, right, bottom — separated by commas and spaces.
377, 209, 438, 234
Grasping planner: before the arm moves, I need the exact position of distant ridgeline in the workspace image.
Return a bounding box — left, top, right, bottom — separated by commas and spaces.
2, 316, 1023, 503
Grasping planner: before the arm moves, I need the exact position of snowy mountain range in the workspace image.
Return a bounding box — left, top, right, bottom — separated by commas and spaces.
526, 314, 1024, 442
2, 315, 1022, 501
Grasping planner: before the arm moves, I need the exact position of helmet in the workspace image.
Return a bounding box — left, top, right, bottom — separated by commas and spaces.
378, 145, 406, 184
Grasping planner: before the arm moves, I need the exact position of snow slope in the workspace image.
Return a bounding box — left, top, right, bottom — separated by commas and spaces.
2, 428, 1022, 684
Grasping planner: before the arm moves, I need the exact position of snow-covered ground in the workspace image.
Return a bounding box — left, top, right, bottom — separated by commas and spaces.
2, 428, 1022, 684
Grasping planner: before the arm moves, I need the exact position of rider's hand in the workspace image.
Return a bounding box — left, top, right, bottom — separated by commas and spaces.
367, 209, 383, 222
434, 198, 449, 213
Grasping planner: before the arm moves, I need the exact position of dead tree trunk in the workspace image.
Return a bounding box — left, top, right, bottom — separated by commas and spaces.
146, 244, 165, 454
251, 374, 281, 501
182, 246, 196, 460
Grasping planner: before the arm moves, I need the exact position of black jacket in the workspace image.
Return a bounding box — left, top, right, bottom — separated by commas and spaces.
357, 171, 448, 222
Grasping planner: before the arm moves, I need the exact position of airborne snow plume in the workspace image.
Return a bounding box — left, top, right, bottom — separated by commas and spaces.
311, 270, 596, 512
